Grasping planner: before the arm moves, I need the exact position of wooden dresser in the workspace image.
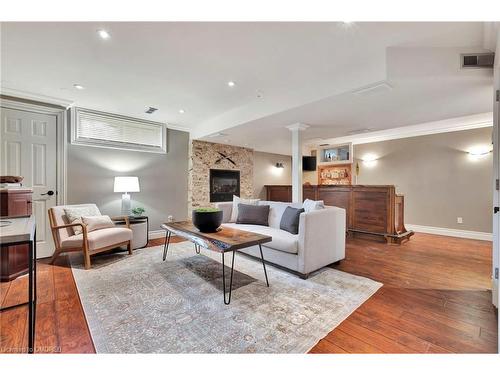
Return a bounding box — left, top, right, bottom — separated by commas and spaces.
0, 188, 33, 281
265, 184, 414, 244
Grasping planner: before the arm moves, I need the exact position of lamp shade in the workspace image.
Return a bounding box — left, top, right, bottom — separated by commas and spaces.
114, 176, 140, 193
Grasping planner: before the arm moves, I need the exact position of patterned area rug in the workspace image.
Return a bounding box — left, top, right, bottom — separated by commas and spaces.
71, 242, 382, 353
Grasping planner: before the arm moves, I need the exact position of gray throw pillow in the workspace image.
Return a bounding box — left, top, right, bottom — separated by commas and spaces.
236, 203, 270, 226
280, 206, 305, 235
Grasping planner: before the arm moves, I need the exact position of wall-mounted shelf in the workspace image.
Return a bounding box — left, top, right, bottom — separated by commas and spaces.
317, 143, 353, 166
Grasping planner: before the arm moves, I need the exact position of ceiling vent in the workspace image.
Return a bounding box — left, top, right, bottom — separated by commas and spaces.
207, 132, 228, 138
145, 107, 158, 114
461, 53, 494, 69
347, 128, 375, 135
352, 81, 393, 96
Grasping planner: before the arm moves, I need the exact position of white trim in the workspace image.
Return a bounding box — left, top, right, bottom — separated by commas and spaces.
149, 229, 167, 239
166, 123, 191, 133
0, 97, 68, 205
306, 112, 493, 147
406, 224, 492, 241
1, 87, 74, 109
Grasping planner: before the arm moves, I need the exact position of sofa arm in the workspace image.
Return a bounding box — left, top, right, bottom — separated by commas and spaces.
297, 206, 346, 274
214, 202, 233, 223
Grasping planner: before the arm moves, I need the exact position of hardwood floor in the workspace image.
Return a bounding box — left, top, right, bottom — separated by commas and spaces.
0, 233, 497, 353
310, 233, 497, 353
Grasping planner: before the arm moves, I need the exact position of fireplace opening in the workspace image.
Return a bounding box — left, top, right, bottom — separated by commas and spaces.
210, 169, 240, 202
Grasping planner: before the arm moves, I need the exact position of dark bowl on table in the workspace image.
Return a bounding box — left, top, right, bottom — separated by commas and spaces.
192, 209, 223, 233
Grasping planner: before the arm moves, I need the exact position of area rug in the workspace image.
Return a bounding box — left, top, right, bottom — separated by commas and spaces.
71, 242, 382, 353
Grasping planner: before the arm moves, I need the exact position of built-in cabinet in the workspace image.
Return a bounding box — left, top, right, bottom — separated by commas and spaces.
0, 188, 33, 281
265, 184, 413, 244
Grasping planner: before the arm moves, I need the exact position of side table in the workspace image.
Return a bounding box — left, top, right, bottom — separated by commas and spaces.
114, 216, 149, 249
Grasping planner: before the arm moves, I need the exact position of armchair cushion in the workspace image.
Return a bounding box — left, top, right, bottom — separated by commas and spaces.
61, 227, 132, 251
64, 205, 101, 235
82, 215, 114, 232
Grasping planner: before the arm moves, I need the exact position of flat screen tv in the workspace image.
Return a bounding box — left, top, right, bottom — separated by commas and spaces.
302, 156, 317, 171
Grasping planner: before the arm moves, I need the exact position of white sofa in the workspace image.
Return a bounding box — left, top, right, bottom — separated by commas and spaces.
215, 200, 346, 278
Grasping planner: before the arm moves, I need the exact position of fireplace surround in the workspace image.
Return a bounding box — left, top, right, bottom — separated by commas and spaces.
210, 169, 240, 202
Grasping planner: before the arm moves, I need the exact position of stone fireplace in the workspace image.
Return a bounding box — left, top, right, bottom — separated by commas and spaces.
188, 140, 253, 212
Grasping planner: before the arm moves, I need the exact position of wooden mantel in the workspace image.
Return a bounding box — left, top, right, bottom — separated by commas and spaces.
265, 184, 414, 244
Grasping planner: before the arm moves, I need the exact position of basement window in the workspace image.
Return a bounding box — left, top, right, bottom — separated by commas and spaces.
71, 107, 167, 153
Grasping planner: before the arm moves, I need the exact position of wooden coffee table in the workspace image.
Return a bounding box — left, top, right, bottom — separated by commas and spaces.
160, 221, 272, 304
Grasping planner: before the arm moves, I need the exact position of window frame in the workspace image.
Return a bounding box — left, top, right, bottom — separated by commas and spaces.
70, 107, 167, 154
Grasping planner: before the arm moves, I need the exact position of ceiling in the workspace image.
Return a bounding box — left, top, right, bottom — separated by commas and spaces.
0, 22, 495, 154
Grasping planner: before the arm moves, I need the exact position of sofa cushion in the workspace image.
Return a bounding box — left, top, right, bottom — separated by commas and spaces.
61, 227, 132, 251
302, 199, 325, 213
222, 223, 298, 254
230, 196, 260, 222
237, 204, 270, 226
280, 206, 304, 235
259, 200, 302, 229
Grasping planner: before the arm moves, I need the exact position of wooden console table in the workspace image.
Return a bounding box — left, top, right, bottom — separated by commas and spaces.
0, 215, 37, 353
265, 185, 414, 244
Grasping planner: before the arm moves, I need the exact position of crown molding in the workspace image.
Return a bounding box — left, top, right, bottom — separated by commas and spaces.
306, 112, 493, 147
1, 87, 74, 109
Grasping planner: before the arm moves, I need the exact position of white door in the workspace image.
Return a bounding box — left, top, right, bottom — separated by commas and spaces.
1, 107, 58, 258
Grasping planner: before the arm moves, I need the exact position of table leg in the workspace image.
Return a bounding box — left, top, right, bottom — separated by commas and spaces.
194, 243, 201, 254
221, 251, 235, 305
162, 231, 171, 261
258, 244, 269, 287
28, 237, 34, 353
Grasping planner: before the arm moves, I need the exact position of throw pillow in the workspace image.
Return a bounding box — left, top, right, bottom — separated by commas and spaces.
280, 206, 305, 234
236, 203, 270, 226
82, 215, 115, 233
64, 205, 101, 235
230, 195, 260, 222
302, 198, 325, 213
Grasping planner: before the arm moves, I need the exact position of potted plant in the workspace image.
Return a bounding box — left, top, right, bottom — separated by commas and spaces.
192, 207, 223, 233
132, 207, 145, 216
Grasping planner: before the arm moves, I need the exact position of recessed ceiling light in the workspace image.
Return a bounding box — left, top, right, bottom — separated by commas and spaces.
73, 84, 85, 90
179, 109, 185, 114
97, 29, 111, 40
227, 81, 236, 87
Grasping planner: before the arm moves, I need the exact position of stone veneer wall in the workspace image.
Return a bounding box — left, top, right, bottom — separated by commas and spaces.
189, 140, 254, 213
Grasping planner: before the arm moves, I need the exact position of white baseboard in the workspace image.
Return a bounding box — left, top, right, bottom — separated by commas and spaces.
406, 224, 492, 241
149, 229, 167, 239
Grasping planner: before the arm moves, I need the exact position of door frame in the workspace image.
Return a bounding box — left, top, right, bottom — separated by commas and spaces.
0, 95, 69, 206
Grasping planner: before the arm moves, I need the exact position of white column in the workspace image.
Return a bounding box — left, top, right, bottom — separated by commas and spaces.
286, 123, 309, 203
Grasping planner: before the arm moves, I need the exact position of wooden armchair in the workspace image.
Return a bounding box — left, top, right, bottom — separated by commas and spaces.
48, 204, 133, 269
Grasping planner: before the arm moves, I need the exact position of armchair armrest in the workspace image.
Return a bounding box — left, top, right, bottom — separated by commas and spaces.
297, 206, 346, 274
51, 222, 87, 233
111, 215, 130, 228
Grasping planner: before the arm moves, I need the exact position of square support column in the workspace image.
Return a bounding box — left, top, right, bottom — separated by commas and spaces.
286, 123, 309, 203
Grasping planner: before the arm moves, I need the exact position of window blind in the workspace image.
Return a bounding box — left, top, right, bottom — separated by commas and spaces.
72, 108, 167, 153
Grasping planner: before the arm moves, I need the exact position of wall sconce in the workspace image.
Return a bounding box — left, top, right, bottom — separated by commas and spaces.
361, 153, 378, 167
275, 162, 284, 168
468, 145, 492, 161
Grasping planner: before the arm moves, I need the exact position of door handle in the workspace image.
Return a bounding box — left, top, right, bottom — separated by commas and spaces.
41, 190, 55, 196
494, 207, 499, 214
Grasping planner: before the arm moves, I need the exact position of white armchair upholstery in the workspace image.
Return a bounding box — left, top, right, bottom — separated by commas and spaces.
48, 204, 133, 269
216, 200, 346, 277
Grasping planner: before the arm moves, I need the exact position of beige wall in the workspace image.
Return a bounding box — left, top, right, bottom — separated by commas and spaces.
354, 128, 493, 233
67, 129, 190, 231
253, 152, 292, 199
